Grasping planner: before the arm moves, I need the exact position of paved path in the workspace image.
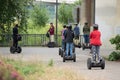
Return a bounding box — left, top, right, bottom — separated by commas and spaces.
0, 47, 120, 80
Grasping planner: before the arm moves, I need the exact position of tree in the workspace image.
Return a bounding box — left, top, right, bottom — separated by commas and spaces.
58, 3, 74, 24
74, 0, 82, 6
0, 0, 34, 34
58, 0, 82, 24
30, 4, 49, 27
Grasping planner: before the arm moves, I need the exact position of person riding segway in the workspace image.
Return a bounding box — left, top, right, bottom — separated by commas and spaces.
82, 22, 91, 50
87, 24, 105, 69
73, 23, 81, 48
10, 24, 22, 53
63, 25, 76, 62
59, 25, 67, 55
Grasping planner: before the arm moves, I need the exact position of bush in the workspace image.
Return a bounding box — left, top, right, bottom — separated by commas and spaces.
0, 60, 24, 80
110, 35, 120, 50
109, 35, 120, 61
108, 51, 120, 61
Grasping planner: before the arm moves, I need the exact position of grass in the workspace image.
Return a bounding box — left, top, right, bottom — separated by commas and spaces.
27, 19, 63, 34
2, 57, 85, 80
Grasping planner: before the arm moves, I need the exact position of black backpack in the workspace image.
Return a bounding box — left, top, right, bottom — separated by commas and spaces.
46, 32, 50, 38
17, 34, 22, 41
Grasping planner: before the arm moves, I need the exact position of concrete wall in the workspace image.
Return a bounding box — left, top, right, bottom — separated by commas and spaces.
95, 0, 119, 48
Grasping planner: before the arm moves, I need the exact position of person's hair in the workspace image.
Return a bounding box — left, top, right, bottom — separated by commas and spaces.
94, 27, 98, 30
15, 24, 18, 27
63, 25, 66, 28
85, 22, 88, 25
68, 25, 72, 30
50, 22, 53, 24
75, 24, 78, 26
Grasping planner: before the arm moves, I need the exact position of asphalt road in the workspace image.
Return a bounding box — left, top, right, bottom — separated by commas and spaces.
0, 47, 120, 80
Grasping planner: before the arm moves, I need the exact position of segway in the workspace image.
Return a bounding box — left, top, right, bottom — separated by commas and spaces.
87, 53, 105, 70
82, 43, 91, 50
10, 34, 22, 54
10, 46, 22, 53
63, 48, 76, 62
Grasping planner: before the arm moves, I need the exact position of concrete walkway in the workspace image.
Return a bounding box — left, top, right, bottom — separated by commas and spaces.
0, 47, 120, 80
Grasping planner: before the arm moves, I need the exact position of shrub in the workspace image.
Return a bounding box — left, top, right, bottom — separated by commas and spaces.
110, 35, 120, 50
109, 35, 120, 61
108, 51, 120, 61
0, 60, 24, 80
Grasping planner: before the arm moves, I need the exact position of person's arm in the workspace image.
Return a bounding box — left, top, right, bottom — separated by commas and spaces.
72, 31, 74, 38
90, 32, 92, 39
83, 27, 85, 33
64, 30, 67, 39
78, 27, 80, 35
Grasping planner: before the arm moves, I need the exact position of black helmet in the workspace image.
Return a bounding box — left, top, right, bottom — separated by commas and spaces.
93, 24, 98, 30
93, 24, 98, 28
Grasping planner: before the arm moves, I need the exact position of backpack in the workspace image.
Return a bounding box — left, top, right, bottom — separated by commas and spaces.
46, 32, 50, 38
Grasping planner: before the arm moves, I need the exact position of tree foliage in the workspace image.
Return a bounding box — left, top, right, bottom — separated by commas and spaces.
58, 3, 74, 24
58, 0, 82, 24
74, 0, 82, 6
0, 0, 34, 34
30, 4, 49, 27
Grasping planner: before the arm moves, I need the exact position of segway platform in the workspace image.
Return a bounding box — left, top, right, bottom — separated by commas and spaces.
87, 58, 105, 70
82, 44, 91, 50
63, 53, 76, 62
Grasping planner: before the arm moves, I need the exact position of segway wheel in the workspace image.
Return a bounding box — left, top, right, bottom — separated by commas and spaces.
82, 45, 85, 50
78, 43, 81, 48
61, 50, 63, 57
87, 58, 92, 70
101, 59, 105, 69
73, 47, 75, 53
73, 53, 76, 62
10, 46, 15, 54
17, 46, 22, 53
59, 48, 61, 55
63, 53, 65, 62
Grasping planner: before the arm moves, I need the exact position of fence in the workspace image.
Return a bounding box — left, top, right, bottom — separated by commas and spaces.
0, 34, 84, 47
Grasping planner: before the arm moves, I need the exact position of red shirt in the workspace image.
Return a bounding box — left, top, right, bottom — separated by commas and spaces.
90, 30, 102, 46
48, 26, 54, 35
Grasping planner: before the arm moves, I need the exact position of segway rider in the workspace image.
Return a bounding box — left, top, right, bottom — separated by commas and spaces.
74, 23, 80, 39
48, 23, 55, 42
73, 23, 80, 45
61, 25, 67, 50
90, 24, 102, 61
64, 25, 74, 57
13, 24, 19, 48
83, 22, 90, 46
